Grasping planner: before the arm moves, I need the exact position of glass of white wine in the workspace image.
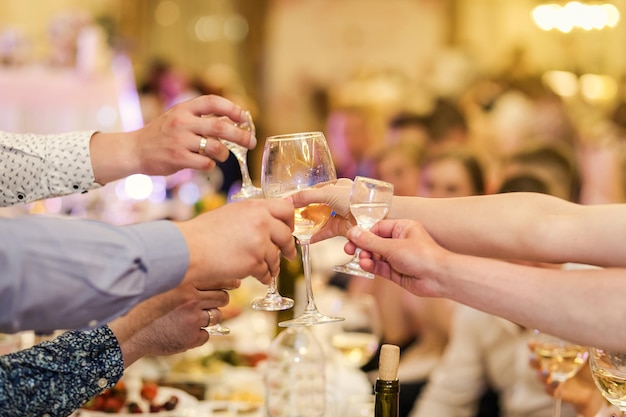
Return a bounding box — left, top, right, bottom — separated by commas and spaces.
261, 131, 344, 326
530, 330, 589, 417
330, 293, 381, 368
219, 110, 263, 201
589, 347, 626, 415
332, 176, 394, 279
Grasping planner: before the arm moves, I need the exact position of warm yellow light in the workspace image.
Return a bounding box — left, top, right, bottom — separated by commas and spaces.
154, 0, 180, 27
580, 73, 618, 102
532, 4, 559, 30
604, 4, 621, 27
542, 71, 579, 97
532, 1, 621, 32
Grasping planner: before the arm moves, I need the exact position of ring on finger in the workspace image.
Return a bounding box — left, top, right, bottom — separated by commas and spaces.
198, 138, 208, 155
203, 308, 214, 328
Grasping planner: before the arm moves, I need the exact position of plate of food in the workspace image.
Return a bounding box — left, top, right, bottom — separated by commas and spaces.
76, 380, 198, 416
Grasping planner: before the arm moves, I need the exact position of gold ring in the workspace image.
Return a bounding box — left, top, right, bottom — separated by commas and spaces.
204, 309, 214, 328
198, 138, 208, 155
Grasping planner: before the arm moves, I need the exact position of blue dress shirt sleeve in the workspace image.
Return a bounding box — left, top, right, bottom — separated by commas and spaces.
0, 216, 189, 333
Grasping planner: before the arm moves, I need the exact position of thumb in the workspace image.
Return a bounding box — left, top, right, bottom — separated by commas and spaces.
346, 226, 388, 256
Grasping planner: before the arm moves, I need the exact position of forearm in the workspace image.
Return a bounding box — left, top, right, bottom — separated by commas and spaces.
438, 253, 626, 350
0, 326, 124, 417
0, 217, 188, 332
90, 131, 140, 185
391, 193, 626, 267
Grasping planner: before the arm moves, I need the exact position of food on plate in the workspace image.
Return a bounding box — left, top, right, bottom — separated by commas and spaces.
82, 380, 180, 414
169, 349, 267, 376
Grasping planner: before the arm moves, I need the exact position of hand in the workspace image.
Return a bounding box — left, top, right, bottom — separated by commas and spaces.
109, 282, 230, 367
91, 95, 256, 184
176, 198, 297, 287
343, 219, 449, 298
289, 178, 356, 242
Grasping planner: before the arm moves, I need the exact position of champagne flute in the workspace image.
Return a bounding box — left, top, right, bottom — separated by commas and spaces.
530, 330, 589, 417
261, 131, 344, 327
589, 347, 626, 415
332, 176, 394, 279
219, 110, 263, 201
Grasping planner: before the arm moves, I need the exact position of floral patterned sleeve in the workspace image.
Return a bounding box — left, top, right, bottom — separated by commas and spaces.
0, 130, 101, 206
0, 326, 124, 417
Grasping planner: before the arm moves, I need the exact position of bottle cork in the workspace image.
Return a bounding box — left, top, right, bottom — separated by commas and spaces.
378, 344, 400, 381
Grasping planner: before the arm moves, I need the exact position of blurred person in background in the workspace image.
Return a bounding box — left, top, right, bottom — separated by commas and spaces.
325, 105, 376, 179
373, 142, 424, 197
417, 147, 486, 198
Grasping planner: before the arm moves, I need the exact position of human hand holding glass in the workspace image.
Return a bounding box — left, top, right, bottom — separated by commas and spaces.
530, 330, 589, 417
332, 176, 394, 279
261, 131, 344, 326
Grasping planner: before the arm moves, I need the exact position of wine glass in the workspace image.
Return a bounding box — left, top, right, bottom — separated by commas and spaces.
261, 131, 344, 327
219, 110, 263, 201
589, 347, 626, 415
332, 176, 394, 279
330, 293, 381, 368
530, 330, 589, 417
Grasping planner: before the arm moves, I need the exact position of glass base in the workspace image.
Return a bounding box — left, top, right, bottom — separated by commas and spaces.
203, 325, 230, 335
332, 261, 375, 279
229, 186, 263, 201
278, 311, 345, 327
251, 295, 294, 311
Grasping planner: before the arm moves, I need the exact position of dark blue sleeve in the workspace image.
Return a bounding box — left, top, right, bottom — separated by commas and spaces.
0, 326, 124, 417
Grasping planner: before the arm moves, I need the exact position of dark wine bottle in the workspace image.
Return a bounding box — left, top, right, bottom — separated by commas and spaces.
374, 344, 400, 417
274, 239, 302, 335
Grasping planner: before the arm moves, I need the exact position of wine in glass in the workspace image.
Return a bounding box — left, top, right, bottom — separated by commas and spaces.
332, 176, 394, 279
530, 330, 589, 417
330, 293, 381, 368
589, 347, 626, 415
220, 110, 263, 201
261, 131, 344, 327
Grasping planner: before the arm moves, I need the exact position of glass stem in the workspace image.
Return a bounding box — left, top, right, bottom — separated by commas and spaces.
552, 384, 562, 417
350, 248, 362, 265
299, 239, 317, 314
267, 276, 279, 296
236, 154, 254, 189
